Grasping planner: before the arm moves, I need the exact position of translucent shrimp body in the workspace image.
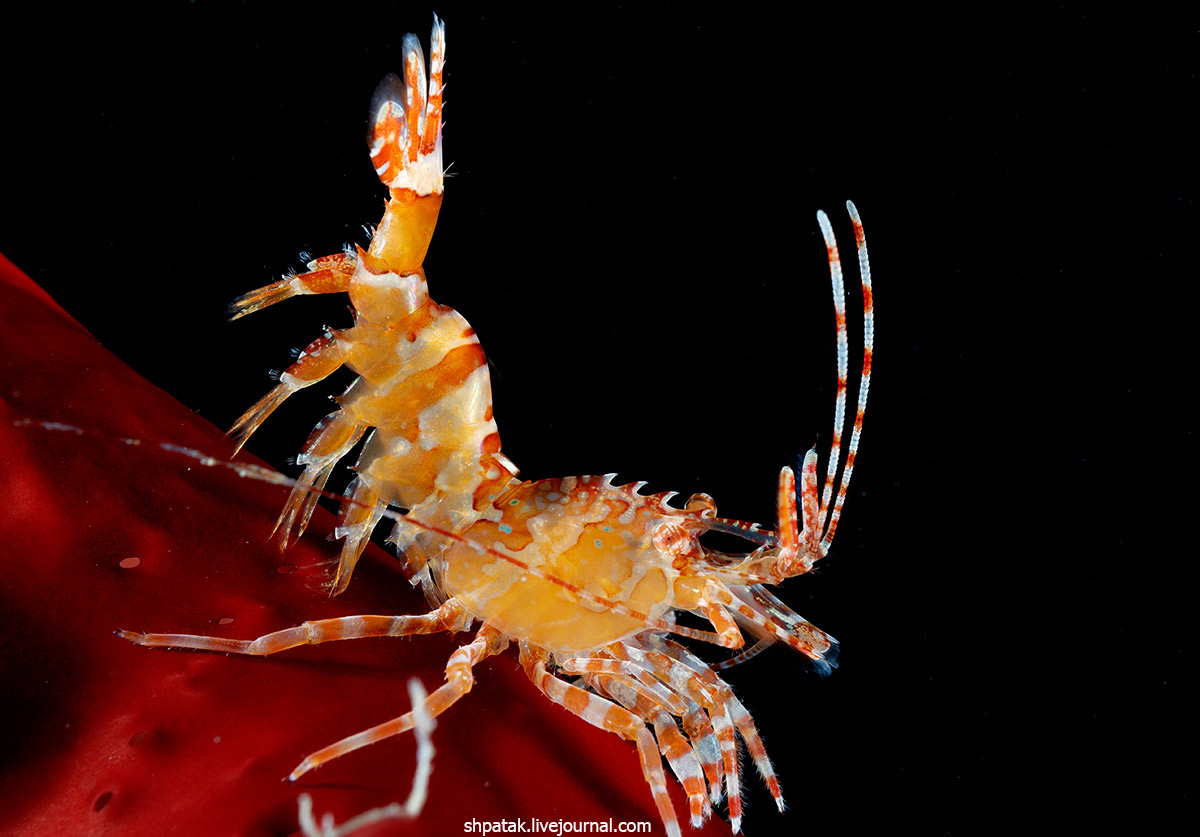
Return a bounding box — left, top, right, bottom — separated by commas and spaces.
120, 17, 874, 837
444, 475, 690, 652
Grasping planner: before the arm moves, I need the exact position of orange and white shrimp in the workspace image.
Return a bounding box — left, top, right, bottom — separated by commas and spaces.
119, 16, 875, 837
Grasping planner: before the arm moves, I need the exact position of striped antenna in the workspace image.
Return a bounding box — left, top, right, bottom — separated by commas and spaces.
814, 209, 849, 539
817, 201, 873, 555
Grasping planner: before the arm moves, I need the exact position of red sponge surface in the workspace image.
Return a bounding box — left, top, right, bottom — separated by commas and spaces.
0, 253, 728, 836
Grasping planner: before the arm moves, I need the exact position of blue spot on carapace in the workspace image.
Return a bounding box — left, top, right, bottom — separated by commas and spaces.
594, 539, 602, 548
499, 523, 512, 534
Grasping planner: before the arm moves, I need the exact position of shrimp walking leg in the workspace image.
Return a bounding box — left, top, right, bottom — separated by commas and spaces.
616, 637, 766, 830
601, 643, 727, 805
289, 623, 508, 781
697, 580, 745, 649
116, 597, 470, 655
581, 670, 712, 827
655, 640, 783, 815
521, 645, 683, 837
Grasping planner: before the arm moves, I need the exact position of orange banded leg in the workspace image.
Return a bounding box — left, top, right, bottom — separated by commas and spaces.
681, 707, 725, 804
585, 671, 712, 828
699, 580, 744, 650
559, 657, 690, 718
708, 578, 835, 664
230, 332, 346, 455
520, 645, 682, 837
228, 251, 357, 321
606, 643, 726, 805
728, 584, 839, 672
723, 694, 785, 814
683, 658, 783, 816
645, 705, 712, 828
660, 639, 785, 824
117, 597, 468, 655
290, 621, 506, 781
663, 660, 741, 829
635, 642, 745, 829
273, 413, 368, 548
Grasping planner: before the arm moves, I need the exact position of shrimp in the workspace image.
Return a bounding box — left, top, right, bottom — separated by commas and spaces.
118, 15, 874, 836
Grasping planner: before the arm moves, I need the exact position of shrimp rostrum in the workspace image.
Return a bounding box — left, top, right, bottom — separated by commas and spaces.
119, 16, 875, 837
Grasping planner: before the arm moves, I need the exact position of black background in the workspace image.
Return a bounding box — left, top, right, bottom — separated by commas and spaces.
2, 3, 1193, 834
